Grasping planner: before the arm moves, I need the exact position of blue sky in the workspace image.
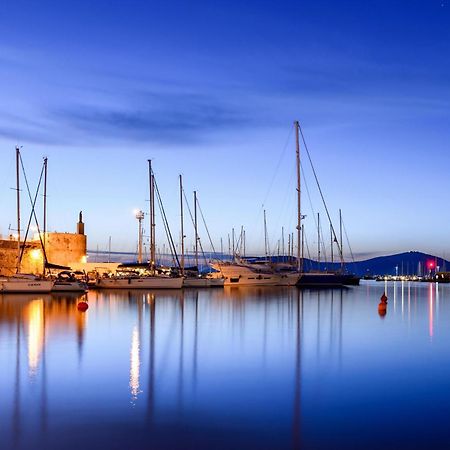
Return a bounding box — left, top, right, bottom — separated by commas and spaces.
0, 0, 449, 260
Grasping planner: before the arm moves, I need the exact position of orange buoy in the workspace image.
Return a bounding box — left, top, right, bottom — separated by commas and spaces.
77, 301, 89, 311
378, 301, 387, 317
380, 292, 388, 303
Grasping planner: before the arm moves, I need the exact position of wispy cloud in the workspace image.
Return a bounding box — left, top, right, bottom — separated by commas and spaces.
53, 91, 251, 144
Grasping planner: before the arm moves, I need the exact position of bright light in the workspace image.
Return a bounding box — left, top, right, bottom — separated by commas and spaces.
81, 255, 87, 264
428, 261, 435, 269
30, 249, 41, 260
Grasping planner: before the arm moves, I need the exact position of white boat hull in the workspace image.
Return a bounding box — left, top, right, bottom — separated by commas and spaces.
0, 279, 54, 293
52, 281, 88, 292
96, 277, 183, 289
210, 263, 281, 286
183, 277, 225, 288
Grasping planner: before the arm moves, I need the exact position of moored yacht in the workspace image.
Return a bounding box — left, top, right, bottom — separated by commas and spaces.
0, 274, 53, 293
209, 261, 281, 286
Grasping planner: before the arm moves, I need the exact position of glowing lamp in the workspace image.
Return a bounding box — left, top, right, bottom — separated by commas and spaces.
30, 249, 41, 260
428, 261, 435, 269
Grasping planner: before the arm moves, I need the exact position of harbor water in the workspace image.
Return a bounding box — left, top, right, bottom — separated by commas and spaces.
1, 281, 450, 449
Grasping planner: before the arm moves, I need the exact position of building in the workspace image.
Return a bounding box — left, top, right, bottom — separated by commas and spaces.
0, 213, 87, 276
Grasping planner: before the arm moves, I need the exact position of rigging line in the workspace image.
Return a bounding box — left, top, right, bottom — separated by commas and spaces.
153, 175, 180, 269
319, 223, 328, 264
251, 124, 295, 241
342, 215, 357, 267
261, 124, 294, 208
18, 156, 48, 266
155, 189, 176, 267
181, 189, 208, 267
298, 124, 344, 263
196, 197, 218, 257
301, 162, 319, 234
304, 230, 312, 269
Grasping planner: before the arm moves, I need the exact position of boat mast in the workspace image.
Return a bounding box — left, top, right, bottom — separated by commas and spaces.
43, 157, 47, 255
148, 160, 156, 270
137, 210, 144, 264
339, 208, 344, 272
294, 121, 302, 273
301, 224, 305, 269
264, 209, 268, 260
317, 212, 321, 269
179, 175, 185, 276
330, 222, 334, 264
232, 228, 235, 261
16, 146, 21, 273
194, 190, 198, 268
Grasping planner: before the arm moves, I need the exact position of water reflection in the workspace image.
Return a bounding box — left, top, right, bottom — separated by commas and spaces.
27, 299, 44, 377
1, 282, 450, 450
129, 325, 141, 402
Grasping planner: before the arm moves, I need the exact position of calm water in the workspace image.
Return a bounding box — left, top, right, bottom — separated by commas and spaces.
1, 281, 450, 449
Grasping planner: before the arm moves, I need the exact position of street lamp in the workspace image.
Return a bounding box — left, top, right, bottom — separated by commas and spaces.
135, 210, 145, 264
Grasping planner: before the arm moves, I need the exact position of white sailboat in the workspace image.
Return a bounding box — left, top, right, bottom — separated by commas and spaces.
209, 259, 281, 286
0, 147, 53, 294
178, 180, 224, 288
96, 160, 183, 290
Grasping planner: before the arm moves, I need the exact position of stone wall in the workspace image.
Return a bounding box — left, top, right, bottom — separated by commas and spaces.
0, 232, 87, 276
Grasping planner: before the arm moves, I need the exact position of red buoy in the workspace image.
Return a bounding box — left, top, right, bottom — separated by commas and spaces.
77, 301, 89, 311
380, 292, 388, 303
378, 301, 387, 317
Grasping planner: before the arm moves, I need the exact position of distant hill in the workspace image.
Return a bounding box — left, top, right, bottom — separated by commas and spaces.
88, 249, 449, 277
306, 251, 449, 277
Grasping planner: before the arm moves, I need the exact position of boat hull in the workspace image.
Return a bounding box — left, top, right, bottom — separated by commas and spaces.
183, 277, 225, 288
276, 272, 301, 286
52, 281, 88, 292
297, 273, 346, 287
210, 265, 281, 286
96, 277, 183, 289
0, 279, 54, 293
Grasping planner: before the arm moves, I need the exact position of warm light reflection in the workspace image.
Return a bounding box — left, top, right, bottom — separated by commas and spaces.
129, 325, 141, 401
28, 299, 44, 376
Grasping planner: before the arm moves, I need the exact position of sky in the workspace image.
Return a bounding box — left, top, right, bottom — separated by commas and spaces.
0, 0, 449, 260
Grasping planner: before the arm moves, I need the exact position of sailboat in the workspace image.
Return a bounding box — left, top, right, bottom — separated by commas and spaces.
293, 123, 360, 287
178, 180, 224, 288
0, 148, 53, 294
96, 160, 183, 290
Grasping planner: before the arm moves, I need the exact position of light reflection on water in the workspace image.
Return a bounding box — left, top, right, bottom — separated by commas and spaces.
1, 282, 450, 449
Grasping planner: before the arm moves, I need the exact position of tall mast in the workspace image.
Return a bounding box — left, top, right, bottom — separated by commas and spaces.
232, 228, 235, 260
339, 208, 344, 271
264, 209, 268, 259
243, 229, 246, 258
194, 190, 198, 268
16, 146, 21, 273
148, 160, 156, 269
330, 222, 334, 264
179, 175, 185, 276
294, 121, 302, 272
317, 212, 321, 269
137, 210, 144, 264
288, 233, 291, 262
301, 224, 305, 269
43, 157, 48, 253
